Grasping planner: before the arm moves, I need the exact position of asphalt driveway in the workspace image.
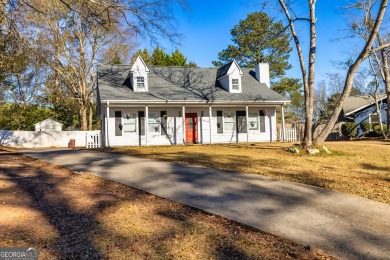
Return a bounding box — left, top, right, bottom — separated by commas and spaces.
22, 148, 390, 260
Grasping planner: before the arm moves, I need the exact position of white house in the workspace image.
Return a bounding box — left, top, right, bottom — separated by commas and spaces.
34, 118, 63, 132
96, 56, 290, 146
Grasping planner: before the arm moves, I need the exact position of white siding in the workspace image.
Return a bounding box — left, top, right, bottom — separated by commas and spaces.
104, 106, 278, 146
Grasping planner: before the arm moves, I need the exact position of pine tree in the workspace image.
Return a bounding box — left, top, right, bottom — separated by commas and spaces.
151, 47, 168, 65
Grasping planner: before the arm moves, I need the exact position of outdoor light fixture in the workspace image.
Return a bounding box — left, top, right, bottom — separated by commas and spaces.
179, 111, 182, 117
201, 111, 204, 116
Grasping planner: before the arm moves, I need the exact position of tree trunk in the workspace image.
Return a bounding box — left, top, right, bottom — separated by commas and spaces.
303, 0, 317, 149
88, 101, 93, 131
375, 100, 386, 138
79, 100, 88, 130
377, 37, 390, 137
314, 0, 388, 144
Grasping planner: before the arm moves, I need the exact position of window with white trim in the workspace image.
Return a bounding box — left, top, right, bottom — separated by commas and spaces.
248, 113, 259, 130
148, 112, 160, 133
369, 113, 380, 126
223, 112, 235, 131
123, 113, 137, 132
232, 78, 239, 90
136, 76, 145, 90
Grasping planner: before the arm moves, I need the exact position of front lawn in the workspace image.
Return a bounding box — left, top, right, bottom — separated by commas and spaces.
103, 140, 390, 204
2, 150, 324, 259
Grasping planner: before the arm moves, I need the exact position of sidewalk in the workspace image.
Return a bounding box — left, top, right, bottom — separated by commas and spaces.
22, 148, 390, 260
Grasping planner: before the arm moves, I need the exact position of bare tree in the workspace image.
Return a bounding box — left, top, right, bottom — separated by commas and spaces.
2, 0, 185, 130
270, 0, 389, 147
347, 0, 389, 137
354, 58, 387, 138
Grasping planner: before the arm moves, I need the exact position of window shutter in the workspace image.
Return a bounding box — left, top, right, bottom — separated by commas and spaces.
259, 110, 266, 132
115, 111, 122, 136
217, 111, 223, 133
138, 111, 145, 136
160, 111, 167, 135
236, 111, 247, 133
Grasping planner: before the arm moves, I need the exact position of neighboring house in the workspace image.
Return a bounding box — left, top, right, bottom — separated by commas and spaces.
34, 118, 63, 132
96, 56, 290, 146
340, 94, 387, 136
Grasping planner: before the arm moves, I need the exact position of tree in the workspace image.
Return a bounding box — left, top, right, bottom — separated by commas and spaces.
354, 64, 387, 138
271, 0, 389, 148
102, 43, 136, 65
272, 77, 304, 122
131, 47, 196, 66
1, 0, 186, 130
349, 0, 390, 137
167, 49, 187, 66
212, 12, 292, 79
130, 48, 152, 64
151, 47, 169, 65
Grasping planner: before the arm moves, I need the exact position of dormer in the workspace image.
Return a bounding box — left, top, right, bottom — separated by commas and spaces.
130, 56, 149, 92
217, 60, 243, 93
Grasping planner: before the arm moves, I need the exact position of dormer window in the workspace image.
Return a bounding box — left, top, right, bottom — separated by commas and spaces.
136, 77, 145, 89
232, 79, 239, 90
216, 60, 243, 93
130, 56, 149, 92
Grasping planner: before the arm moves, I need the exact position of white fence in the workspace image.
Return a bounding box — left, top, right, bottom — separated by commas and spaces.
86, 133, 101, 148
278, 128, 297, 142
0, 130, 100, 148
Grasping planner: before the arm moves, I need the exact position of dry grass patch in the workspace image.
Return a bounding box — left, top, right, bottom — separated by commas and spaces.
102, 140, 390, 204
0, 150, 332, 259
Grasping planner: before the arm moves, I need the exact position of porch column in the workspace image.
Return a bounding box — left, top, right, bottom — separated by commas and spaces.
281, 104, 286, 142
209, 105, 212, 144
182, 106, 186, 144
145, 105, 149, 146
105, 101, 109, 147
246, 106, 249, 142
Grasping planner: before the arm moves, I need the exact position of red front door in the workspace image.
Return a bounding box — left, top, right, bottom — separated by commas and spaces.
185, 113, 198, 143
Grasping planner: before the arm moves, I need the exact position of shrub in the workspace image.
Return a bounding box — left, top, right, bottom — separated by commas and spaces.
360, 121, 371, 134
341, 122, 357, 139
374, 124, 388, 135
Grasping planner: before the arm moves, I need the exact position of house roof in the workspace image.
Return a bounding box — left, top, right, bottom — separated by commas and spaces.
34, 118, 63, 126
343, 94, 387, 115
97, 64, 289, 104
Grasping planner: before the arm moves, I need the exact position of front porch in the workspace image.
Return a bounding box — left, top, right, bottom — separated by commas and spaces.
101, 103, 287, 147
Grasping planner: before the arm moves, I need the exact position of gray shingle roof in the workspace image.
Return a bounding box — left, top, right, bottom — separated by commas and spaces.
343, 94, 387, 115
97, 64, 289, 104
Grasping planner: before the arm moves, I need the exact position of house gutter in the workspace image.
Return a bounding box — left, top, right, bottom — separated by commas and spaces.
101, 100, 290, 106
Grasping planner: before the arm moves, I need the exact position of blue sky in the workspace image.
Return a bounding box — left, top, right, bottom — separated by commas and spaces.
139, 1, 365, 83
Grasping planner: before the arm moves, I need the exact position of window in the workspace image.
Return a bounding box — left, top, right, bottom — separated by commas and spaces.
223, 112, 235, 131
370, 113, 380, 126
115, 111, 122, 136
148, 112, 160, 133
236, 111, 247, 133
217, 111, 223, 133
136, 77, 145, 89
232, 78, 239, 90
160, 111, 167, 135
123, 113, 136, 132
259, 110, 266, 132
248, 113, 258, 130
